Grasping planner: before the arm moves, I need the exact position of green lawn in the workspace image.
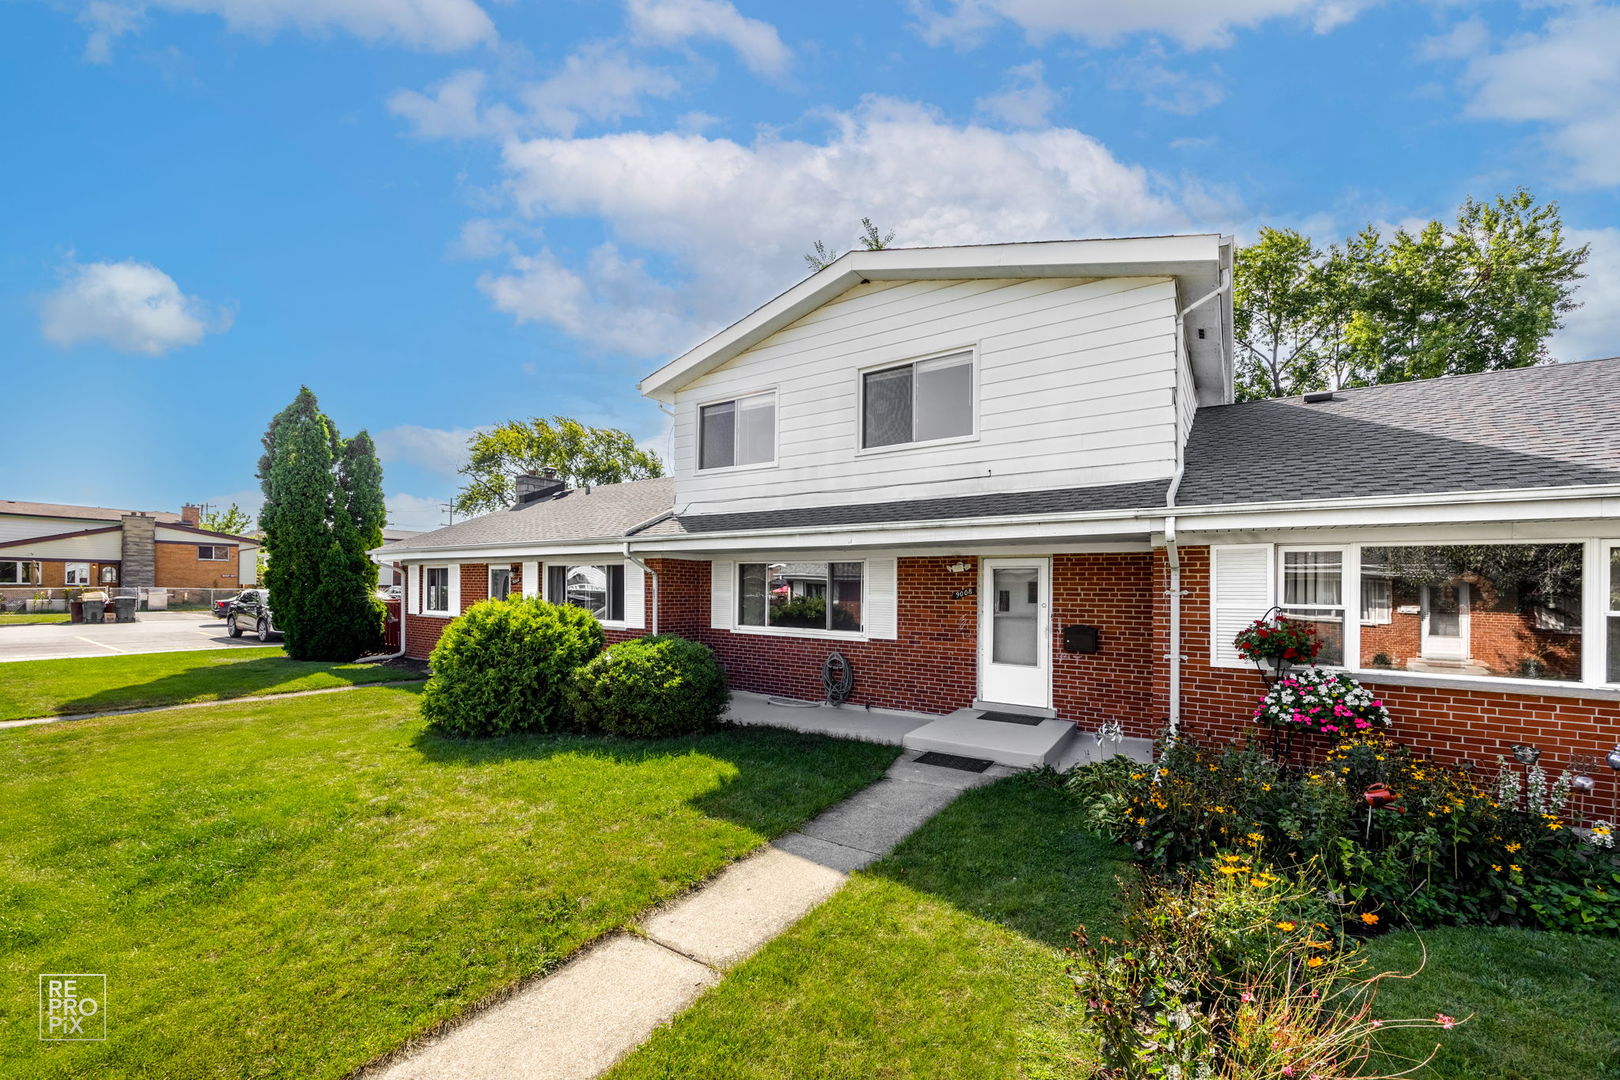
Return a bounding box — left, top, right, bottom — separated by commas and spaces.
0, 612, 71, 625
0, 686, 900, 1079
1363, 927, 1620, 1080
0, 646, 424, 721
607, 774, 1134, 1080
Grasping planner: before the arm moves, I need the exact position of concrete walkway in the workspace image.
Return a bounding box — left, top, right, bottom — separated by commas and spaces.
364, 750, 1015, 1080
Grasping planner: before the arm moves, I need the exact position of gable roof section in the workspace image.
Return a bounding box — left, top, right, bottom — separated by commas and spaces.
0, 500, 183, 524
638, 235, 1233, 406
1177, 358, 1620, 507
0, 525, 121, 551
379, 478, 678, 554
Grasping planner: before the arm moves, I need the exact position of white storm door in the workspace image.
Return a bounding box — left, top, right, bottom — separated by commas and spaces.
979, 558, 1051, 709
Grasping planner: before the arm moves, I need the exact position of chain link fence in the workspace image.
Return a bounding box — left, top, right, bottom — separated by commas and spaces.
0, 586, 249, 615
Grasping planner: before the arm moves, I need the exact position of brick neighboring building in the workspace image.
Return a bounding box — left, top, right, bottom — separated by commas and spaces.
378, 236, 1620, 792
0, 499, 259, 591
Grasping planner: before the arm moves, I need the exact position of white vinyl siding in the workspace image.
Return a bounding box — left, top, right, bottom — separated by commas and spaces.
1209, 544, 1274, 668
671, 276, 1181, 515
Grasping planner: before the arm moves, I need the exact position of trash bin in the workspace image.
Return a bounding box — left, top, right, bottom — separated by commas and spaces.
69, 599, 85, 624
115, 596, 137, 623
81, 591, 107, 624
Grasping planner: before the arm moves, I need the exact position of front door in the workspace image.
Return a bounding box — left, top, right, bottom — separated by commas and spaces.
979, 558, 1050, 709
1421, 582, 1469, 659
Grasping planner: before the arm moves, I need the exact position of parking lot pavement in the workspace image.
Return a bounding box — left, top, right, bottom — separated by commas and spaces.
0, 611, 271, 663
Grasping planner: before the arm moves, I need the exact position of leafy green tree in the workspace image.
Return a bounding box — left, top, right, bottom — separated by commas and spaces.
804, 217, 896, 271
256, 387, 385, 660
200, 503, 254, 536
1233, 190, 1588, 401
454, 417, 664, 516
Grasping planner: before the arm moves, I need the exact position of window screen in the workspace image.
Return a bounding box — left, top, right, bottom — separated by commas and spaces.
699, 393, 774, 469
862, 352, 972, 448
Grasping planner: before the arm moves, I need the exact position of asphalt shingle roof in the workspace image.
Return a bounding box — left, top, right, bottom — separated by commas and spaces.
674, 479, 1171, 534
378, 477, 676, 553
1176, 357, 1620, 507
0, 500, 183, 524
382, 361, 1620, 553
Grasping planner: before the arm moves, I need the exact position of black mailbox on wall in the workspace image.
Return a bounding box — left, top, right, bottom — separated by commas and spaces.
1062, 625, 1100, 654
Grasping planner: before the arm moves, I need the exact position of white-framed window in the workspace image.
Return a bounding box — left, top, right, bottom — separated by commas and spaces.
698, 391, 775, 471
198, 544, 231, 561
547, 563, 625, 623
737, 561, 864, 634
0, 560, 39, 585
63, 562, 91, 586
424, 566, 451, 614
1605, 542, 1620, 684
1278, 548, 1346, 665
489, 566, 514, 599
860, 350, 974, 450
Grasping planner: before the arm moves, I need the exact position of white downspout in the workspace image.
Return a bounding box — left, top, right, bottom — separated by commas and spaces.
1163, 267, 1231, 746
623, 541, 659, 635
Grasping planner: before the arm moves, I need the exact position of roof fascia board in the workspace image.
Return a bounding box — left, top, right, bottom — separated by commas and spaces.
638, 235, 1226, 403
381, 540, 636, 562
0, 525, 122, 550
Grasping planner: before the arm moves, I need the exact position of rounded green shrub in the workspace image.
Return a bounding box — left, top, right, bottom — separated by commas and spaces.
421, 597, 604, 737
566, 634, 729, 738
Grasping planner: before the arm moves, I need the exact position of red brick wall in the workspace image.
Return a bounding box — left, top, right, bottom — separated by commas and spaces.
1361, 603, 1582, 681
692, 555, 980, 713
1052, 552, 1156, 733
1164, 545, 1620, 801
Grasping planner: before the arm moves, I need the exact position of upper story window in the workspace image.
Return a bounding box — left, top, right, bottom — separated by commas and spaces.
198, 545, 231, 561
699, 392, 775, 470
862, 351, 974, 450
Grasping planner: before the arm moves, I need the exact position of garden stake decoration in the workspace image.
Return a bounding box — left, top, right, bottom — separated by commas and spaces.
1511, 743, 1542, 766
1607, 745, 1620, 820
1363, 781, 1402, 838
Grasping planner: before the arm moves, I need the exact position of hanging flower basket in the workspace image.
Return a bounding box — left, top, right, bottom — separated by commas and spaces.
1252, 669, 1391, 737
1232, 611, 1322, 675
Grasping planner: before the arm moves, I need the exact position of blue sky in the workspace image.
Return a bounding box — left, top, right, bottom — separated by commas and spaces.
4, 0, 1619, 529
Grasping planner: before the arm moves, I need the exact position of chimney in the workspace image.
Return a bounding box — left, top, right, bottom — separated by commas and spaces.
181, 504, 201, 525
512, 471, 566, 508
121, 514, 156, 587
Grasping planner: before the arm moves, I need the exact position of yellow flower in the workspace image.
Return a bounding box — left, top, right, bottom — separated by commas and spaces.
1130, 772, 1145, 780
1135, 817, 1148, 826
1307, 939, 1333, 950
1491, 864, 1503, 872
1307, 956, 1326, 968
1217, 865, 1243, 875
1505, 842, 1521, 853
1276, 921, 1297, 932
1510, 864, 1523, 872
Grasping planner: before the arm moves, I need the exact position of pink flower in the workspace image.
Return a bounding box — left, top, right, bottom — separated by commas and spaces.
1240, 991, 1255, 1003
1282, 1068, 1295, 1077
1436, 1014, 1456, 1030
1370, 1019, 1383, 1028
1372, 699, 1383, 707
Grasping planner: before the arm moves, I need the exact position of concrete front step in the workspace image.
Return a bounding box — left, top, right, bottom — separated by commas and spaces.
901, 710, 1080, 769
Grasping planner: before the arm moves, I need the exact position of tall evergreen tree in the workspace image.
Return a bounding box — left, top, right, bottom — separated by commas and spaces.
256, 388, 385, 661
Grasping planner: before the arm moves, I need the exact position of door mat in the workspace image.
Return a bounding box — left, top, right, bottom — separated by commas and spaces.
914, 751, 994, 772
977, 711, 1044, 726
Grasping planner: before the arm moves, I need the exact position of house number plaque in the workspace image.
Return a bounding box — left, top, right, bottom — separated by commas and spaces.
951, 587, 977, 600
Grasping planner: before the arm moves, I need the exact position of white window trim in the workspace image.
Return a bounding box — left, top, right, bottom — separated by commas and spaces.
198, 545, 231, 561
489, 565, 514, 599
695, 388, 779, 473
63, 562, 92, 586
422, 564, 453, 617
0, 560, 39, 585
545, 560, 631, 629
1359, 576, 1393, 626
854, 345, 980, 457
732, 559, 869, 641
1260, 538, 1620, 693
1277, 544, 1351, 666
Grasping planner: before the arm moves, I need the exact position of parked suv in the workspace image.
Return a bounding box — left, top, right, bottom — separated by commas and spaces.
226, 590, 281, 642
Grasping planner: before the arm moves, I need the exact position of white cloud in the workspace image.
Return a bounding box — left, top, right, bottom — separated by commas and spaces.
83, 0, 495, 58
386, 492, 451, 529
374, 424, 480, 477
487, 96, 1187, 357
626, 0, 790, 77
40, 259, 231, 355
79, 2, 143, 62
1449, 6, 1620, 188
910, 0, 1371, 50
975, 60, 1060, 127
1419, 16, 1486, 62
1554, 227, 1620, 363
520, 43, 682, 136
1115, 50, 1225, 114
391, 46, 679, 140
